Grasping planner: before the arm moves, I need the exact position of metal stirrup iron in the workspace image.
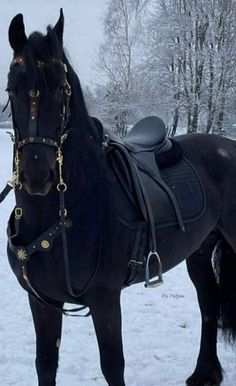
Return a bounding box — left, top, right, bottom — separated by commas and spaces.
145, 251, 163, 288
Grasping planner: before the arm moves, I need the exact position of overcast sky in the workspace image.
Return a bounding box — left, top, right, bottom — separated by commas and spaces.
0, 0, 107, 102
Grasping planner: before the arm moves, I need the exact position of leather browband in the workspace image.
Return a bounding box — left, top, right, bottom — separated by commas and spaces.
18, 137, 59, 149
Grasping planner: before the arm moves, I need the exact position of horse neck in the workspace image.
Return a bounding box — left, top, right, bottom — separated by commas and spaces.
63, 113, 107, 231
64, 70, 107, 209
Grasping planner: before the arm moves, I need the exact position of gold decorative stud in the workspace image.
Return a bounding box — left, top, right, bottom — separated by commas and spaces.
17, 249, 27, 261
41, 240, 50, 249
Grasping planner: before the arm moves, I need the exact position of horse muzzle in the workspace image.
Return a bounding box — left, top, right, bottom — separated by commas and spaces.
20, 168, 56, 196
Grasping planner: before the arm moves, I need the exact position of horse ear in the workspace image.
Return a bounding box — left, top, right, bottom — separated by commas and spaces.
53, 8, 64, 45
9, 14, 27, 52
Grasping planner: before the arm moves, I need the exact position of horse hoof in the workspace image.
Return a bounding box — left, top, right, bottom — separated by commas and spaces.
186, 371, 222, 386
186, 379, 221, 386
186, 360, 223, 386
186, 382, 219, 386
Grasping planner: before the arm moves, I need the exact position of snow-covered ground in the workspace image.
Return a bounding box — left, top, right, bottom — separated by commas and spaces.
0, 129, 235, 386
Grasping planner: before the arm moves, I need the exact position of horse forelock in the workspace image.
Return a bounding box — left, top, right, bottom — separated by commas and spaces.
27, 27, 62, 62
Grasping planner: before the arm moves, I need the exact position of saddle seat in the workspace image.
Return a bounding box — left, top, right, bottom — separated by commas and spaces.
108, 116, 172, 154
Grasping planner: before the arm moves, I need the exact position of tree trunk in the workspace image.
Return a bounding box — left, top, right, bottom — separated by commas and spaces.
191, 103, 199, 133
170, 107, 179, 136
214, 92, 226, 135
206, 54, 215, 134
187, 112, 193, 134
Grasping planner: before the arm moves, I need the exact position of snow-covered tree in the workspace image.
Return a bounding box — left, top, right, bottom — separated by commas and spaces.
94, 0, 236, 136
95, 0, 150, 136
141, 0, 236, 134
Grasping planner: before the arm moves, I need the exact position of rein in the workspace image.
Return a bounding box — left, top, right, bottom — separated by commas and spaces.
1, 56, 97, 317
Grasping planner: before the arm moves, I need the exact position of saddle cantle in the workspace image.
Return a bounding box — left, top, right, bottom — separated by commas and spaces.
103, 116, 206, 286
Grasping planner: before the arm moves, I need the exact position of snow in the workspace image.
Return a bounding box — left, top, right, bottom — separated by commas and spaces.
0, 129, 235, 386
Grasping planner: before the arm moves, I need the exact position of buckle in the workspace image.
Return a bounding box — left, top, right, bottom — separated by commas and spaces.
29, 89, 40, 98
59, 208, 67, 217
15, 207, 23, 220
128, 259, 143, 267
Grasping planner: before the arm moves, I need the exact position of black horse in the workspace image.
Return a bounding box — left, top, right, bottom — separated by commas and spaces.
5, 10, 236, 386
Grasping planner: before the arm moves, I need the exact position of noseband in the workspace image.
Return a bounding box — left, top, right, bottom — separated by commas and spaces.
9, 57, 72, 190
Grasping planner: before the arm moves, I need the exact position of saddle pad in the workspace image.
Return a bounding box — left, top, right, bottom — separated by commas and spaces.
138, 156, 206, 228
108, 142, 206, 230
159, 157, 206, 226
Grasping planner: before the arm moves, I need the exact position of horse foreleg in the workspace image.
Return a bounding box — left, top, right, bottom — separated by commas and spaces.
89, 288, 125, 386
186, 232, 223, 386
28, 294, 63, 386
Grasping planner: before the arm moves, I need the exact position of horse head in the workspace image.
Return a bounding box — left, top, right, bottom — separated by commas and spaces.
7, 9, 71, 196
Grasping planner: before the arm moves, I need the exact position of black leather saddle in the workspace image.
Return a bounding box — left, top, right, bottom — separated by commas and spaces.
106, 116, 185, 228
103, 116, 205, 287
108, 116, 172, 154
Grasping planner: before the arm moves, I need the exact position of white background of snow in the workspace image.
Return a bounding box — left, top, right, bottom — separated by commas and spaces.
0, 130, 235, 386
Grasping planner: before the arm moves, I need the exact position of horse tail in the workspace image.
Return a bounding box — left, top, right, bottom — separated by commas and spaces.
214, 237, 236, 343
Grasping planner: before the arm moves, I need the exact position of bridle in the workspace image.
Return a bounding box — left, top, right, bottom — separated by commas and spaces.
9, 56, 72, 192
2, 56, 101, 317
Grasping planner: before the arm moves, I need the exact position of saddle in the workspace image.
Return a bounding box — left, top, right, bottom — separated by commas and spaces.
102, 116, 205, 287
109, 116, 171, 153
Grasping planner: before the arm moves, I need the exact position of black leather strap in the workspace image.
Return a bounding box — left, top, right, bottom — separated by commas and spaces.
8, 219, 71, 262
132, 160, 157, 252
59, 190, 103, 299
0, 182, 13, 204
23, 265, 91, 318
8, 208, 92, 317
7, 189, 103, 317
28, 91, 40, 137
